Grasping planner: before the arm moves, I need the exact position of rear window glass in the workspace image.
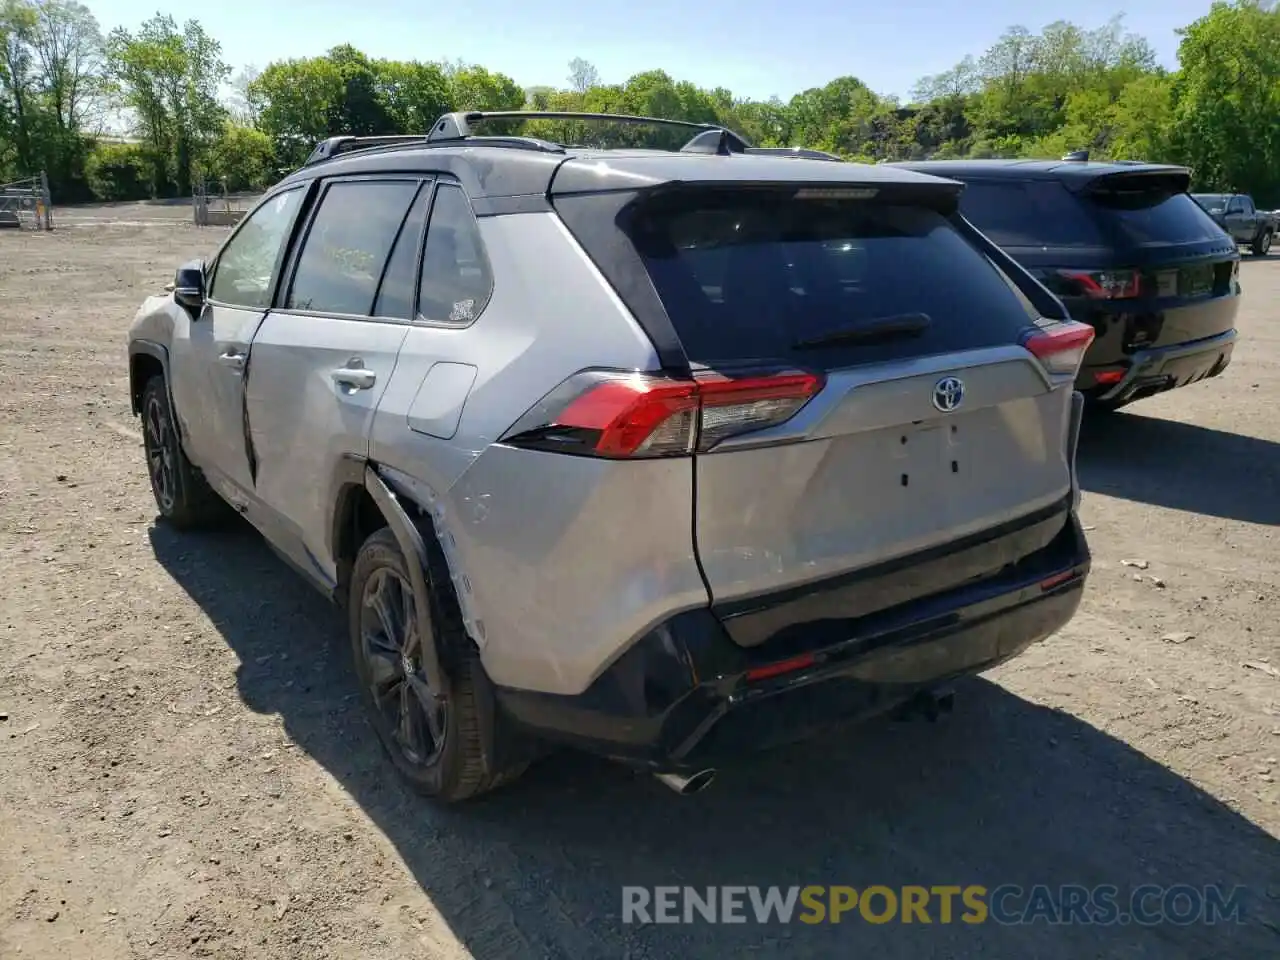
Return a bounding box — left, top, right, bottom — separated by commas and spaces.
961, 179, 1225, 248
1087, 189, 1226, 246
629, 192, 1039, 367
959, 180, 1104, 247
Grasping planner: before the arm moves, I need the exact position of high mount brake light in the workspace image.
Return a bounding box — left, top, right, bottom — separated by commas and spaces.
1022, 322, 1096, 377
501, 369, 824, 458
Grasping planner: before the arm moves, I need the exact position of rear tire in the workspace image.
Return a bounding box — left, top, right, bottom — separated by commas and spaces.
140, 376, 226, 529
348, 527, 525, 802
1252, 229, 1273, 257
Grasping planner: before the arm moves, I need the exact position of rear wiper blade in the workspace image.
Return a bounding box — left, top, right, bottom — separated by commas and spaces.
791, 313, 931, 350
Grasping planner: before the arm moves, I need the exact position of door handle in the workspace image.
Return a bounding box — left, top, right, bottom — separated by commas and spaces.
331, 367, 376, 390
218, 350, 246, 371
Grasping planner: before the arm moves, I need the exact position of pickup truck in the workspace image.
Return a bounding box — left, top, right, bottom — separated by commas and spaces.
1191, 192, 1275, 256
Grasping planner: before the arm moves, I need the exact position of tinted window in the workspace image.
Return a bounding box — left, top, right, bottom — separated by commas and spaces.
958, 180, 1104, 247
1086, 190, 1226, 245
418, 184, 494, 325
963, 179, 1226, 248
630, 191, 1040, 368
1193, 194, 1230, 212
287, 180, 420, 316
208, 187, 305, 308
373, 184, 430, 320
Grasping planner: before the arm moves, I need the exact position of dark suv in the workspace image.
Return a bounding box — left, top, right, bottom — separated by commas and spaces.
895, 159, 1241, 412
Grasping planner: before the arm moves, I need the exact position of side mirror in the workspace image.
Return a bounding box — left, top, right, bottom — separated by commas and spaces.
173, 260, 205, 311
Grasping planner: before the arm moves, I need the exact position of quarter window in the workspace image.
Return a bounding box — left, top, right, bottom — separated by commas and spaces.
418, 184, 495, 325
208, 187, 305, 308
287, 180, 420, 316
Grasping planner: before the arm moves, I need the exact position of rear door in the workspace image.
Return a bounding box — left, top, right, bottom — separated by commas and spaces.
243, 176, 428, 585
957, 174, 1239, 356
623, 187, 1077, 610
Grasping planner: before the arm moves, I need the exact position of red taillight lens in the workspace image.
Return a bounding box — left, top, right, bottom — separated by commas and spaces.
1057, 269, 1142, 300
1022, 322, 1096, 377
502, 369, 824, 459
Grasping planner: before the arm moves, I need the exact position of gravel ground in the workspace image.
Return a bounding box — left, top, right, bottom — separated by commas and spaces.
1, 214, 1278, 959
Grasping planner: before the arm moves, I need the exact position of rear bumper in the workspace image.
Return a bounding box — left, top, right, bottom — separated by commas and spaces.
494, 512, 1090, 774
1083, 328, 1236, 404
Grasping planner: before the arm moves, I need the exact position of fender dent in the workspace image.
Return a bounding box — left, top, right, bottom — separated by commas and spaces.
363, 465, 451, 701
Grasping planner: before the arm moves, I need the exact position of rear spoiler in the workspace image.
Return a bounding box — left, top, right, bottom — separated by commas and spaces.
1069, 166, 1192, 198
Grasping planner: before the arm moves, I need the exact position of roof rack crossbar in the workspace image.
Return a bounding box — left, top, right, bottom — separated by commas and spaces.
427, 110, 732, 143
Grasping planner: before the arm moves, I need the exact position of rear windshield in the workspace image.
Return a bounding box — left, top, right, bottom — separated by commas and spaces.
627, 191, 1040, 367
959, 179, 1225, 248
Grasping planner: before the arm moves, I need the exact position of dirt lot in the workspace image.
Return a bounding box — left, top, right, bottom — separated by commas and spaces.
1, 210, 1278, 959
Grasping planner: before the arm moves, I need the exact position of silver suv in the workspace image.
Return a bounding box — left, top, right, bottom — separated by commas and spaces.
128, 112, 1093, 801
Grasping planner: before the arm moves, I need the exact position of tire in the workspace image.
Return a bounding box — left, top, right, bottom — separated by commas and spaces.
348, 527, 525, 802
1252, 229, 1273, 257
140, 375, 226, 529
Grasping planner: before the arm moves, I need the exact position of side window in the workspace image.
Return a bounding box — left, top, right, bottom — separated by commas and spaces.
1226, 197, 1244, 214
373, 184, 430, 320
417, 183, 495, 325
208, 187, 305, 308
286, 180, 420, 316
1240, 197, 1255, 216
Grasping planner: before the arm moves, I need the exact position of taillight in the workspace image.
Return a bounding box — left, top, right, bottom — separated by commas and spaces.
501, 368, 824, 458
1056, 269, 1142, 300
1022, 322, 1096, 377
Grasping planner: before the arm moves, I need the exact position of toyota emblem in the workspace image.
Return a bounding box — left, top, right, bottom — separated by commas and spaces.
932, 376, 964, 413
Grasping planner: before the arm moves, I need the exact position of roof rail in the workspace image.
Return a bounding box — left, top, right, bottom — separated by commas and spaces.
305, 135, 430, 166
303, 132, 567, 168
427, 110, 751, 156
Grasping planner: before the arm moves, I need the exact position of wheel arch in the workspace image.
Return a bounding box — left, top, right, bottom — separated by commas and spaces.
334, 461, 523, 778
128, 340, 171, 417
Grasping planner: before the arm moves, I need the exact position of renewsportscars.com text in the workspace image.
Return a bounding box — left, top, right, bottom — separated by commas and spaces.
621, 884, 1248, 926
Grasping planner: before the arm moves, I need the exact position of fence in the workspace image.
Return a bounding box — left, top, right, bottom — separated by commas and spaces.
193, 179, 250, 228
0, 172, 54, 230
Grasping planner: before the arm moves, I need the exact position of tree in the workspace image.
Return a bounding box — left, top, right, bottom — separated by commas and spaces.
1171, 0, 1280, 201
105, 14, 229, 195
206, 121, 273, 191
250, 54, 345, 167
0, 0, 39, 174
567, 57, 599, 94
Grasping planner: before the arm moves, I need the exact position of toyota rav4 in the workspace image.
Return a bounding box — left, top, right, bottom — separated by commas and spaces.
128, 112, 1093, 801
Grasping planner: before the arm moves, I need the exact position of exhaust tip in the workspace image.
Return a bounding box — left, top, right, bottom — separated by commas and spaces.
655, 769, 717, 796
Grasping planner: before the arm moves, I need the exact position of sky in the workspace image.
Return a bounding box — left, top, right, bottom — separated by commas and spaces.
86, 0, 1218, 102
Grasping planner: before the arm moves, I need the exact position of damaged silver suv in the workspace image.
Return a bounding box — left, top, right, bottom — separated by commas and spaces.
127, 112, 1092, 801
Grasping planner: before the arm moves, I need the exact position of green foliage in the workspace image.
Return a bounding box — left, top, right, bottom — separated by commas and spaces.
83, 138, 147, 200
5, 4, 1280, 207
1171, 0, 1280, 201
205, 122, 273, 192
104, 13, 230, 196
